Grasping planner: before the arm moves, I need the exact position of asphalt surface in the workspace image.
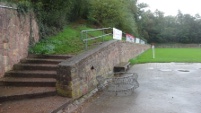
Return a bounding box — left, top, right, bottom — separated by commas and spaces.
83, 63, 201, 113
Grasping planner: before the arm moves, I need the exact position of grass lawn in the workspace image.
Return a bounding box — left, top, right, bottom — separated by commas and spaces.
130, 48, 201, 64
29, 24, 112, 55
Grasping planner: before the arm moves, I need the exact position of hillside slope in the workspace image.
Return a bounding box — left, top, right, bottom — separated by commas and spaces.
29, 24, 112, 55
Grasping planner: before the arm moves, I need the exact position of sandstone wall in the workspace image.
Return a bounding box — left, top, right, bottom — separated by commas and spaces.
0, 6, 39, 78
57, 40, 150, 99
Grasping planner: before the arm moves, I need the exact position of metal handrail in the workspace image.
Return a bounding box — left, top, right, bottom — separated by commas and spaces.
81, 27, 111, 33
0, 5, 17, 10
81, 27, 147, 50
81, 27, 112, 50
83, 33, 112, 41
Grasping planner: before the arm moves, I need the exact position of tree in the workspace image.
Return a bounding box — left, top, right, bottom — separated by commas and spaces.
88, 0, 139, 35
138, 7, 201, 44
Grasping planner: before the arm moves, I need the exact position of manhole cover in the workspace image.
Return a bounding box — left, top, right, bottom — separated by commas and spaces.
177, 70, 190, 72
159, 69, 172, 72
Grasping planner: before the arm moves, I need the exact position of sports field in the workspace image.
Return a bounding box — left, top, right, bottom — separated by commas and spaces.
130, 48, 201, 64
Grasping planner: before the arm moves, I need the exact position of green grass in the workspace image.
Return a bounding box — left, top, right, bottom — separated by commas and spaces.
130, 48, 201, 64
29, 24, 113, 55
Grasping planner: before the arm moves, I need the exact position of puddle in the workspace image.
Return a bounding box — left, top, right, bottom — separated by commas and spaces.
177, 70, 190, 72
159, 69, 172, 72
148, 67, 154, 70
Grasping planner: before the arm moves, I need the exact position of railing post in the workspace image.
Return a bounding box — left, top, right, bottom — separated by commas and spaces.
85, 40, 88, 50
80, 31, 83, 40
102, 29, 104, 42
85, 32, 88, 50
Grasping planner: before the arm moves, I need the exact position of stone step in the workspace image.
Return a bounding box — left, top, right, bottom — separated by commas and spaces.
0, 86, 56, 102
0, 54, 73, 105
28, 54, 73, 60
20, 58, 64, 64
5, 70, 57, 78
0, 96, 72, 113
0, 77, 56, 87
13, 64, 58, 71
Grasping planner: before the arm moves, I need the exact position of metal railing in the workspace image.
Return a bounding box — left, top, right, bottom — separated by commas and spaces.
81, 27, 112, 50
0, 5, 17, 10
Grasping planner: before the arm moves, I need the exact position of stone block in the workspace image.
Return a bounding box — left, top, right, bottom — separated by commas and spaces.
3, 43, 8, 49
5, 65, 11, 72
3, 56, 8, 66
80, 84, 88, 95
0, 69, 4, 78
0, 44, 4, 49
56, 82, 73, 97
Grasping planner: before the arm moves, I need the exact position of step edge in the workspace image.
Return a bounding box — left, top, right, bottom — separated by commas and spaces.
0, 91, 57, 103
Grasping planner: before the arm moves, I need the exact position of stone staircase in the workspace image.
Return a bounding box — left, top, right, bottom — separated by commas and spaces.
0, 54, 72, 103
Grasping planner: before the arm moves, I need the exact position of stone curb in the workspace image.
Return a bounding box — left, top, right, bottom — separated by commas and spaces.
57, 88, 98, 113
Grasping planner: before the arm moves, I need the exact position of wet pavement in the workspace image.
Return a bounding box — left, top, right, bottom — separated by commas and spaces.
0, 96, 72, 113
83, 63, 201, 113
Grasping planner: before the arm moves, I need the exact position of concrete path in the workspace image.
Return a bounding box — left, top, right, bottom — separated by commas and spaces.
83, 63, 201, 113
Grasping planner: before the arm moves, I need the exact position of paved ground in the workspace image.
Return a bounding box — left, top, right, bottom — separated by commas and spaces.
0, 96, 72, 113
83, 63, 201, 113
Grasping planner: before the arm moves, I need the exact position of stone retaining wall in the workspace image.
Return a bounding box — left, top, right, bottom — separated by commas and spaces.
0, 5, 39, 78
57, 40, 150, 99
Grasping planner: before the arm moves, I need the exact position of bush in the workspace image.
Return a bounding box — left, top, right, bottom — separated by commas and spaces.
32, 0, 74, 38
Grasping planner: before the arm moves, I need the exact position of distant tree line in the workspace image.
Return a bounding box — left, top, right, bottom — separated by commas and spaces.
138, 7, 201, 43
3, 0, 201, 43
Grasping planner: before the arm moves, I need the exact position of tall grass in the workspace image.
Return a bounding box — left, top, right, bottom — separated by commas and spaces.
130, 48, 201, 64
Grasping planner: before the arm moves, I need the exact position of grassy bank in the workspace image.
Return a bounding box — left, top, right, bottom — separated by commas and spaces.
130, 48, 201, 64
29, 24, 112, 55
